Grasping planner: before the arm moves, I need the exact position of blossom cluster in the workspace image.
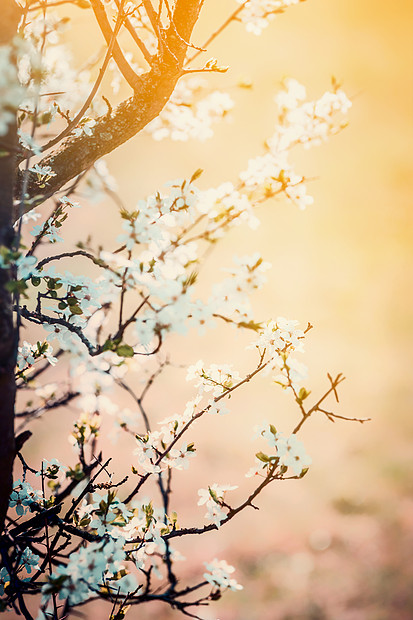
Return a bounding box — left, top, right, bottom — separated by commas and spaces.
17, 13, 103, 141
237, 0, 301, 35
147, 77, 234, 141
239, 78, 351, 209
0, 246, 38, 280
41, 536, 139, 609
17, 340, 57, 373
203, 558, 243, 591
198, 484, 238, 526
248, 422, 312, 477
0, 549, 40, 598
9, 480, 43, 517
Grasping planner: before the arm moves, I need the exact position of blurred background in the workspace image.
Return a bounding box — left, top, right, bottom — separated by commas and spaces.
20, 0, 413, 618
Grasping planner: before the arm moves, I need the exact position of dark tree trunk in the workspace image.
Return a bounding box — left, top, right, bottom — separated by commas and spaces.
0, 0, 21, 534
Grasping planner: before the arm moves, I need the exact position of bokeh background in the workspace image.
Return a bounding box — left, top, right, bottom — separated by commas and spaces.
19, 0, 413, 618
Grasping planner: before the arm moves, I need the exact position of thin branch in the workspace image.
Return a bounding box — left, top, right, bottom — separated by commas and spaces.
113, 0, 153, 66
36, 250, 109, 271
90, 0, 142, 91
186, 0, 249, 65
14, 390, 80, 433
292, 373, 346, 434
33, 1, 127, 157
18, 305, 100, 355
124, 352, 268, 503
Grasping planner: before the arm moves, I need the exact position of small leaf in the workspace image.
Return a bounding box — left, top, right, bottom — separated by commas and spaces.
190, 168, 203, 183
116, 344, 134, 358
102, 339, 115, 352
237, 320, 262, 332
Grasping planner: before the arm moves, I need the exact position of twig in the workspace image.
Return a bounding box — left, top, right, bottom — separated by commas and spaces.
90, 0, 142, 91
186, 1, 249, 65
37, 0, 130, 157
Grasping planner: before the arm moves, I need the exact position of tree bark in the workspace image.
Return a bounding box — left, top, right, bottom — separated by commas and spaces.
0, 0, 22, 534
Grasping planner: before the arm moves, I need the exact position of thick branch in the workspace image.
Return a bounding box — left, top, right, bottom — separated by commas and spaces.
14, 0, 204, 219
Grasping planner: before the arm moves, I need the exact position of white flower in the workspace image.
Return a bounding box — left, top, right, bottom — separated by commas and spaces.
17, 341, 36, 370
203, 558, 243, 591
60, 195, 81, 208
36, 458, 67, 478
146, 77, 233, 142
43, 323, 74, 348
17, 255, 38, 280
31, 221, 64, 243
245, 458, 268, 478
237, 0, 300, 35
29, 163, 56, 178
42, 537, 131, 606
9, 480, 42, 516
71, 118, 96, 137
197, 483, 237, 526
19, 548, 40, 574
280, 434, 312, 475
18, 131, 42, 156
115, 573, 140, 594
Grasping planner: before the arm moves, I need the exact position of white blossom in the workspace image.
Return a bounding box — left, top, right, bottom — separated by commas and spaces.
204, 558, 243, 591
197, 483, 237, 526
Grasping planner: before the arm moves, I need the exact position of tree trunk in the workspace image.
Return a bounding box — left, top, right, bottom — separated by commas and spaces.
0, 0, 21, 534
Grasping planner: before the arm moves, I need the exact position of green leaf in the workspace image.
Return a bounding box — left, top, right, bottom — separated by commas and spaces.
256, 451, 270, 463
102, 338, 115, 352
116, 344, 134, 358
297, 387, 311, 403
5, 280, 28, 296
